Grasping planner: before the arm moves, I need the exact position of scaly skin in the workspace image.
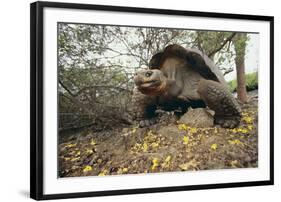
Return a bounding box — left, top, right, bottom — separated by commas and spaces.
197, 79, 241, 128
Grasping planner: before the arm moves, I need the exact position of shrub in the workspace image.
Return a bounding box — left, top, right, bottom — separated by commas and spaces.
228, 72, 258, 93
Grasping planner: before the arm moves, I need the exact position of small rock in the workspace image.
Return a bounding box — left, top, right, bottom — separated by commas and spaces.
178, 108, 214, 127
158, 125, 185, 141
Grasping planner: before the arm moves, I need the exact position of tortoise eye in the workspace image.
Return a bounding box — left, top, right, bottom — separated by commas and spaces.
145, 71, 152, 77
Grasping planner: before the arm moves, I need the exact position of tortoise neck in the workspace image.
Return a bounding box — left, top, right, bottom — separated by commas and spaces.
152, 79, 168, 96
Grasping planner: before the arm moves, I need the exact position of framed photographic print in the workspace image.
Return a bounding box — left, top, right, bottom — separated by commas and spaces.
30, 1, 274, 200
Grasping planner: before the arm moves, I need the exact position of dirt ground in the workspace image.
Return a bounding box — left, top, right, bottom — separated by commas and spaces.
58, 90, 258, 177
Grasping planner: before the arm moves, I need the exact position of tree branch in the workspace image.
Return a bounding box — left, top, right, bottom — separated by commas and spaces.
208, 33, 236, 58
223, 68, 234, 75
59, 79, 75, 97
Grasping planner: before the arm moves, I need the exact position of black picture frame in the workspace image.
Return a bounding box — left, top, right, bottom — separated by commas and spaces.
30, 1, 274, 200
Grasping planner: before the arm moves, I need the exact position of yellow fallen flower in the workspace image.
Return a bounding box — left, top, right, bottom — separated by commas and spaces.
131, 126, 138, 133
179, 163, 189, 171
211, 143, 218, 150
83, 165, 92, 172
237, 128, 249, 134
247, 125, 253, 131
190, 127, 198, 133
142, 143, 148, 152
228, 139, 243, 145
70, 157, 80, 162
179, 159, 198, 171
151, 142, 159, 148
85, 149, 93, 154
117, 167, 129, 174
75, 151, 81, 156
64, 157, 71, 161
165, 155, 171, 162
90, 139, 96, 146
242, 116, 254, 124
241, 112, 249, 116
161, 155, 172, 168
122, 168, 128, 173
151, 158, 159, 170
183, 136, 189, 145
98, 169, 108, 176
230, 160, 239, 167
65, 143, 77, 148
178, 124, 188, 131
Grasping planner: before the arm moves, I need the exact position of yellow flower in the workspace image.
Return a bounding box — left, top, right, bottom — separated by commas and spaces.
247, 125, 253, 131
165, 155, 172, 162
65, 143, 77, 148
241, 129, 248, 134
75, 151, 81, 156
179, 160, 198, 171
230, 160, 239, 167
122, 168, 128, 173
142, 143, 148, 152
70, 157, 80, 162
228, 139, 243, 145
151, 158, 159, 170
117, 167, 129, 174
131, 126, 138, 133
151, 142, 159, 148
211, 143, 218, 150
179, 163, 189, 171
98, 169, 108, 176
237, 128, 249, 134
190, 128, 198, 133
178, 124, 188, 131
85, 149, 93, 154
83, 165, 92, 172
242, 116, 254, 124
161, 155, 172, 168
90, 139, 96, 146
183, 136, 189, 145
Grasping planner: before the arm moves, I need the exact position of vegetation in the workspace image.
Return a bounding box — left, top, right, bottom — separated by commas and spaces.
228, 72, 258, 93
58, 23, 259, 177
58, 23, 252, 131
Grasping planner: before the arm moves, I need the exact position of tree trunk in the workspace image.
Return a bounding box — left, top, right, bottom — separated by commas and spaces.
233, 33, 248, 103
235, 56, 248, 102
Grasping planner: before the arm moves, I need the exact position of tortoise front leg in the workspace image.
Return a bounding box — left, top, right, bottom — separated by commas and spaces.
129, 87, 158, 127
197, 79, 241, 128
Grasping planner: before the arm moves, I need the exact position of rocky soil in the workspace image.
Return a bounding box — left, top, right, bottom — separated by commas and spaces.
58, 90, 258, 177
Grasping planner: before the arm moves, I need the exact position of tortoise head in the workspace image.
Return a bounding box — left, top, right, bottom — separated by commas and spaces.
134, 69, 167, 96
